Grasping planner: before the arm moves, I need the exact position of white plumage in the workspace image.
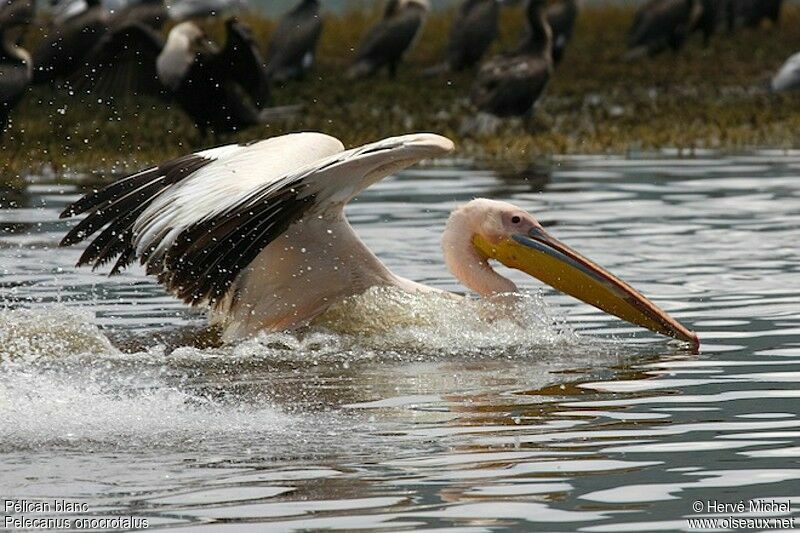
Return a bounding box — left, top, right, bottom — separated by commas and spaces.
61, 132, 454, 339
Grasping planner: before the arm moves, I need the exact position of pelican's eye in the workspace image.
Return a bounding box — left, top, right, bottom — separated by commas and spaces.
511, 216, 521, 224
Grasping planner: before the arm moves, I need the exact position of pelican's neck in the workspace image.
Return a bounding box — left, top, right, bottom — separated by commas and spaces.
442, 208, 517, 297
520, 2, 552, 59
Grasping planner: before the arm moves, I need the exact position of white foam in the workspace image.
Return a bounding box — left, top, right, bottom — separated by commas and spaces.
309, 287, 580, 357
0, 306, 117, 361
0, 362, 292, 450
0, 294, 589, 451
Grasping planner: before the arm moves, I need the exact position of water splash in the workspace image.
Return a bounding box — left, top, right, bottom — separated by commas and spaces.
310, 286, 580, 356
0, 306, 117, 361
0, 363, 292, 451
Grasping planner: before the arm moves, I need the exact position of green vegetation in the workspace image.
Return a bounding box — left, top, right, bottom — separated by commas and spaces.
3, 3, 800, 185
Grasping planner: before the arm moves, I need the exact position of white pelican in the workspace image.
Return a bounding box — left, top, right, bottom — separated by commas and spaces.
60, 133, 698, 346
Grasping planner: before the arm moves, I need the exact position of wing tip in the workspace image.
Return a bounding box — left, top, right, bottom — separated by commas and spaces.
403, 133, 456, 157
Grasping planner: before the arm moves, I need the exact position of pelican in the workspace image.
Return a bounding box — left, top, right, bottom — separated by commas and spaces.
772, 52, 800, 92
626, 0, 701, 59
0, 0, 32, 135
347, 0, 429, 79
59, 132, 698, 346
442, 0, 501, 72
73, 19, 274, 133
264, 0, 322, 82
32, 0, 108, 84
471, 0, 552, 118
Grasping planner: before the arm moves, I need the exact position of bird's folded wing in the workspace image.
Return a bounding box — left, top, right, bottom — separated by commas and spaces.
0, 0, 35, 29
60, 132, 453, 307
69, 22, 166, 100
208, 19, 270, 106
265, 11, 322, 74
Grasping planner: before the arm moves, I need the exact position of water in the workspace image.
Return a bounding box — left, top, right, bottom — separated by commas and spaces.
1, 153, 799, 531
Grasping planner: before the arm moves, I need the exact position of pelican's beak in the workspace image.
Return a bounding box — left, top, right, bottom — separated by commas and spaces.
473, 228, 699, 346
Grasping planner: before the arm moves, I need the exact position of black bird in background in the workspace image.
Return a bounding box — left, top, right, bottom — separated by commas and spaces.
689, 0, 725, 46
264, 0, 323, 82
348, 0, 430, 79
443, 0, 501, 72
471, 0, 552, 117
516, 0, 579, 66
727, 0, 783, 30
111, 0, 168, 30
626, 0, 701, 58
0, 0, 34, 135
0, 0, 34, 30
74, 19, 275, 135
544, 0, 579, 65
32, 0, 108, 84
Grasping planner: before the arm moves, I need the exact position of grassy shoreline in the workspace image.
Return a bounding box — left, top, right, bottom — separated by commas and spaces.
3, 3, 800, 185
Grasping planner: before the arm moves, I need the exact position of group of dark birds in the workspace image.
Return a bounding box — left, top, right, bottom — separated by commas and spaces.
0, 0, 796, 139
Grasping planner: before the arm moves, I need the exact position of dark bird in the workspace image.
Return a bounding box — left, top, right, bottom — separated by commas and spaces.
727, 0, 782, 30
544, 0, 579, 65
688, 0, 727, 46
0, 1, 32, 135
0, 0, 34, 31
264, 0, 322, 82
32, 0, 109, 84
626, 0, 702, 59
443, 0, 501, 72
110, 0, 168, 30
348, 0, 429, 79
74, 19, 276, 134
471, 0, 552, 117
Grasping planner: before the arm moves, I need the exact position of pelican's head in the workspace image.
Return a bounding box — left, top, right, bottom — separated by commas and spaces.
169, 21, 205, 45
159, 22, 209, 89
444, 199, 698, 345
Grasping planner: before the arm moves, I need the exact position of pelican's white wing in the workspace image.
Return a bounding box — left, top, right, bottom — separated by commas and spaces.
61, 132, 454, 306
